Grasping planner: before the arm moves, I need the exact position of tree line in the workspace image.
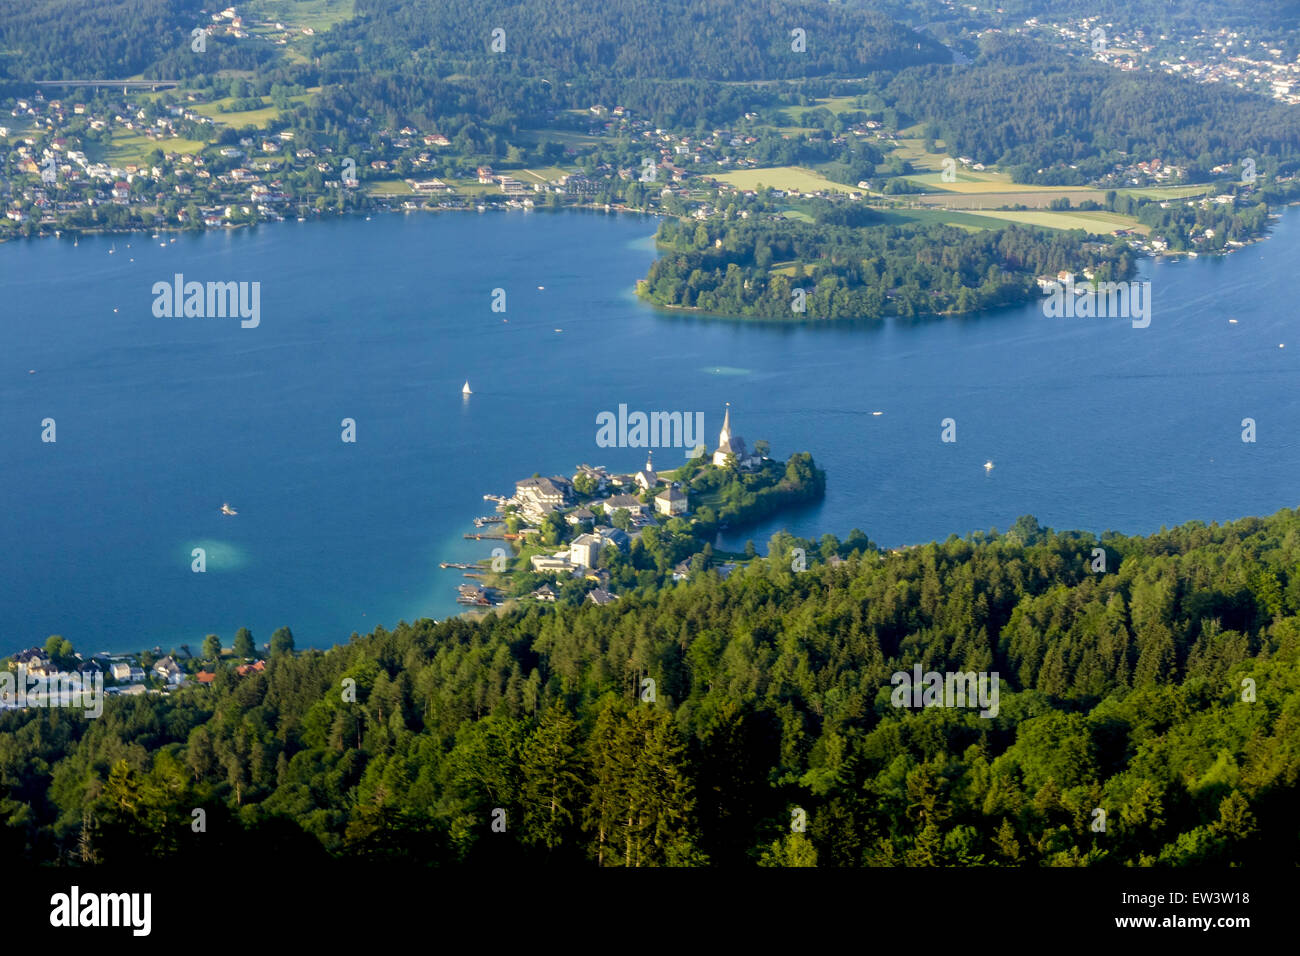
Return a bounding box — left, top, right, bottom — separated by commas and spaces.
3, 508, 1299, 866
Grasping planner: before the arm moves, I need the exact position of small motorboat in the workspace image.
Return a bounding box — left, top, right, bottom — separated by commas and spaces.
220, 503, 238, 516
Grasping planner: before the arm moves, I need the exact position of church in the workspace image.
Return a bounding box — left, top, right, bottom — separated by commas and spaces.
712, 403, 762, 469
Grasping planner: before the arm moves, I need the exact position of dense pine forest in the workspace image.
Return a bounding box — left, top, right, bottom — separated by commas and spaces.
3, 509, 1299, 866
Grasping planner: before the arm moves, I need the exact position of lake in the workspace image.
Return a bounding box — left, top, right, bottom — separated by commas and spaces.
3, 207, 1298, 655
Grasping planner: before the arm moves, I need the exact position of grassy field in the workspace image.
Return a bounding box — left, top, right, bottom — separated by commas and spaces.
891, 135, 949, 172
365, 179, 414, 195
518, 166, 572, 184
190, 91, 315, 130
243, 0, 355, 32
879, 208, 1012, 231
191, 99, 281, 129
909, 189, 1113, 209
517, 128, 602, 148
1116, 185, 1212, 200
786, 95, 869, 126
712, 166, 859, 194
89, 133, 207, 166
876, 205, 1148, 236
903, 170, 1098, 194
948, 208, 1150, 235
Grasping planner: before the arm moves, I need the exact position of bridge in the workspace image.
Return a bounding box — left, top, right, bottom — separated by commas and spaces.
33, 79, 181, 93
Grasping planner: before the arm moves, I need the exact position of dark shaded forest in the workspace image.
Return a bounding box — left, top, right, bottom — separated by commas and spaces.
4, 509, 1299, 867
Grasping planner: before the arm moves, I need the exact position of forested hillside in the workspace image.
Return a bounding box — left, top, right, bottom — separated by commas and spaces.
329, 0, 949, 80
885, 36, 1300, 184
4, 510, 1299, 867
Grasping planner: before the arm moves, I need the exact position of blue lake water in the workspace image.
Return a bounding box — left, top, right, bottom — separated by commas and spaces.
3, 208, 1298, 654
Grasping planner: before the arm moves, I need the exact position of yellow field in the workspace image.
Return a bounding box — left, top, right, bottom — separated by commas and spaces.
712, 166, 859, 194
904, 170, 1097, 194
1116, 185, 1212, 200
909, 189, 1112, 209
956, 209, 1151, 235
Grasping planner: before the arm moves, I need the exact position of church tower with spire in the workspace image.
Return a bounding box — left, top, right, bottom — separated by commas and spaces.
713, 402, 749, 468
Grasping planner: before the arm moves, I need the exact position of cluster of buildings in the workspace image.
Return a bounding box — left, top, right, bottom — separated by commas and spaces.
1023, 17, 1300, 105
478, 407, 761, 606
2, 644, 268, 710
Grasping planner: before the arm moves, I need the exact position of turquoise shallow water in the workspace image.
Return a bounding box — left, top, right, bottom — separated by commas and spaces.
3, 207, 1298, 654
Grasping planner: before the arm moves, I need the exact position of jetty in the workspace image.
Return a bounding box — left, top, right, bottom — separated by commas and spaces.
464, 532, 509, 540
473, 515, 504, 527
439, 562, 481, 570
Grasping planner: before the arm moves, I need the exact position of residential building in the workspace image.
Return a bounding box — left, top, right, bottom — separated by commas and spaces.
656, 486, 689, 516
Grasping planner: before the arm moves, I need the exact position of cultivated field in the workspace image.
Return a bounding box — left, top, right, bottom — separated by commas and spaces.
712, 166, 859, 194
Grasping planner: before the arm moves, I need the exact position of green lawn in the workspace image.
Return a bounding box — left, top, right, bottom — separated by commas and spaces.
365, 179, 414, 195
89, 132, 206, 166
242, 0, 356, 32
191, 98, 281, 129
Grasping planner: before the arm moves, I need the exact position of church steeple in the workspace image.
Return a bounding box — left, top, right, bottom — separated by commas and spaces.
644, 450, 654, 473
719, 403, 732, 446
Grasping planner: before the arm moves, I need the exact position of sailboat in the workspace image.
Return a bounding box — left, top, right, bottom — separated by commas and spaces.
462, 380, 473, 396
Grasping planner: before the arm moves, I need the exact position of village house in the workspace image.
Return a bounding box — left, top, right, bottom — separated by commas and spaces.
599, 493, 646, 518
655, 486, 689, 516
153, 656, 185, 686
11, 647, 52, 676
587, 587, 617, 606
